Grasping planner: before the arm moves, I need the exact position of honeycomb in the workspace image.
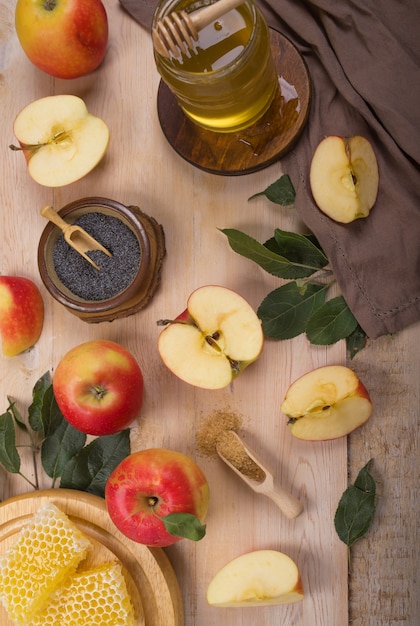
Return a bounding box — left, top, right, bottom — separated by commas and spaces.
28, 562, 136, 626
0, 502, 91, 625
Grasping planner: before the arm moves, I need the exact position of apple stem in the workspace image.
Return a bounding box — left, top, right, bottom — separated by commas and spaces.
156, 319, 174, 326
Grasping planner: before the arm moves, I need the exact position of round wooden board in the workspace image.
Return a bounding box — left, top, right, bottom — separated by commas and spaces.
0, 490, 184, 626
157, 28, 311, 175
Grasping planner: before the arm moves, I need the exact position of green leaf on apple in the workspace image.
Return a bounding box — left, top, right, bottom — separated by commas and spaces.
0, 409, 21, 473
161, 512, 207, 542
60, 430, 131, 498
334, 459, 376, 556
305, 295, 359, 345
248, 174, 296, 206
257, 282, 328, 340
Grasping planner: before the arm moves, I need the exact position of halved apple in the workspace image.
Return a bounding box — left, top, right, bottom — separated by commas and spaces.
157, 285, 264, 390
11, 95, 109, 187
206, 549, 304, 607
309, 135, 379, 223
281, 365, 373, 440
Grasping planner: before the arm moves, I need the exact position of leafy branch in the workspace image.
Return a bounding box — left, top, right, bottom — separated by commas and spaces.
0, 372, 130, 498
221, 175, 368, 357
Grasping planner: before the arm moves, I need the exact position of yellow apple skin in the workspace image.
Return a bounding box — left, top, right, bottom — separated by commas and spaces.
15, 0, 108, 79
281, 365, 373, 441
0, 276, 44, 357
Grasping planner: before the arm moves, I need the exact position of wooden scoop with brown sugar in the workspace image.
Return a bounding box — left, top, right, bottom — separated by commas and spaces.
216, 431, 303, 519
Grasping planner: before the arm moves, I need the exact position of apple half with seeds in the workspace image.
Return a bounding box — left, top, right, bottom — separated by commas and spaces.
157, 285, 264, 390
206, 550, 304, 607
11, 95, 109, 187
309, 135, 379, 223
281, 365, 373, 441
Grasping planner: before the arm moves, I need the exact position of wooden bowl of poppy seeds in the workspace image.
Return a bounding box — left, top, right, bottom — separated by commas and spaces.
38, 197, 166, 323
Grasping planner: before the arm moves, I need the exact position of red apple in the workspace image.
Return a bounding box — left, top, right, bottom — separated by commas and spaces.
281, 365, 373, 440
53, 340, 144, 435
15, 0, 108, 80
0, 276, 44, 357
105, 448, 210, 547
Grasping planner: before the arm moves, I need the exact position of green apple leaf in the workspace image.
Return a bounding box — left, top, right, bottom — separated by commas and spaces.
220, 228, 320, 279
346, 324, 369, 359
161, 512, 207, 542
272, 229, 329, 269
28, 371, 53, 432
59, 430, 131, 497
248, 173, 296, 206
0, 410, 21, 473
334, 460, 376, 553
6, 397, 28, 433
257, 282, 328, 339
41, 415, 86, 483
306, 295, 359, 345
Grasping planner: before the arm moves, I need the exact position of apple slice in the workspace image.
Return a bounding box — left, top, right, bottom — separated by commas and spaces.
0, 276, 44, 357
309, 135, 379, 223
206, 550, 304, 607
281, 365, 373, 441
11, 95, 109, 187
157, 285, 264, 390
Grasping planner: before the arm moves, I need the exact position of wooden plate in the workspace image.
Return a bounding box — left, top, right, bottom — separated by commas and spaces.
157, 29, 311, 175
0, 489, 184, 626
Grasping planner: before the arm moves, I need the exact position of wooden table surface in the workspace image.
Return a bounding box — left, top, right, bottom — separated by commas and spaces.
0, 1, 418, 625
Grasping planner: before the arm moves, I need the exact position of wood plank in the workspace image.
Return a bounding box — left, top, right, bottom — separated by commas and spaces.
348, 326, 420, 625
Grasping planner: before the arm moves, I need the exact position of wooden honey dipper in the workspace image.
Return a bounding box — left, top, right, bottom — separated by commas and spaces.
152, 0, 243, 58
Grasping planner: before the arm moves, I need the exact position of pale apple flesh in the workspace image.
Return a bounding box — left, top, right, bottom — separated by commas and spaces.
12, 95, 109, 187
206, 550, 304, 607
281, 365, 373, 440
0, 276, 44, 357
157, 285, 264, 390
309, 135, 379, 223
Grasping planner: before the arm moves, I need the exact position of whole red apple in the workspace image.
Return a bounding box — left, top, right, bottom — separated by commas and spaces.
0, 276, 44, 357
105, 448, 210, 547
53, 340, 144, 435
15, 0, 108, 79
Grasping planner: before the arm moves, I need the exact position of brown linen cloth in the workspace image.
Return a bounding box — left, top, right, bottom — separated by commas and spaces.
119, 0, 420, 339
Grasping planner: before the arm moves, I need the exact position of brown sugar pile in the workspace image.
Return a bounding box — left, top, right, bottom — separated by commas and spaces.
216, 430, 265, 481
196, 408, 265, 481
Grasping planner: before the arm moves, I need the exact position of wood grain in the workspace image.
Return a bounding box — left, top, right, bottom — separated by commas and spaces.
0, 1, 418, 625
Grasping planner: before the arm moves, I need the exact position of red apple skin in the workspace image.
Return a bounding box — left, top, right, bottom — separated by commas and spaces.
105, 448, 210, 547
53, 340, 144, 436
0, 276, 44, 357
15, 0, 108, 79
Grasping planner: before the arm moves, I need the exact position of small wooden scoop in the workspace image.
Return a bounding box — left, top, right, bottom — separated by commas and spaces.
216, 431, 303, 519
41, 205, 112, 271
152, 0, 243, 58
